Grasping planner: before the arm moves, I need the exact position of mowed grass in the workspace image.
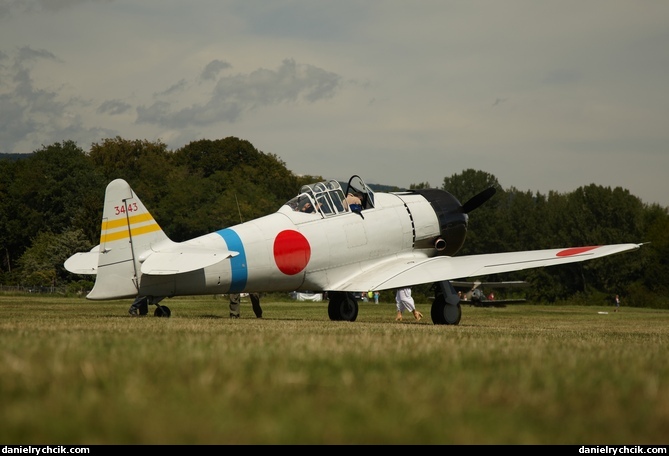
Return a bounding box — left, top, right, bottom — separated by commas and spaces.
1, 295, 668, 445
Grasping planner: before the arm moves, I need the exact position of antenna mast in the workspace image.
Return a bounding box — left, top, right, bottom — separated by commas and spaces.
234, 193, 243, 223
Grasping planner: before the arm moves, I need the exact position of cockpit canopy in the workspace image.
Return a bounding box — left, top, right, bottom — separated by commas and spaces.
283, 176, 375, 218
285, 179, 347, 216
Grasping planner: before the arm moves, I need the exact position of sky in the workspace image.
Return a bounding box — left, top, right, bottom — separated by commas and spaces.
1, 0, 668, 207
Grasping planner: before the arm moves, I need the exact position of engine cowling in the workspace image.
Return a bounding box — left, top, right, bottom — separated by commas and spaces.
414, 186, 496, 257
413, 189, 468, 256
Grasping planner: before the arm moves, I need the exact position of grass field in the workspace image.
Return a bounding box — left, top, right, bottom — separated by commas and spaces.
1, 294, 668, 445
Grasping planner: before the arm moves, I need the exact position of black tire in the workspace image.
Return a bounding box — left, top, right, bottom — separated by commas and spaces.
327, 291, 359, 322
430, 294, 461, 325
340, 292, 359, 322
154, 306, 171, 318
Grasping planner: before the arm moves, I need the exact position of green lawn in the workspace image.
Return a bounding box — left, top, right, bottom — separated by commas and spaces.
1, 295, 667, 444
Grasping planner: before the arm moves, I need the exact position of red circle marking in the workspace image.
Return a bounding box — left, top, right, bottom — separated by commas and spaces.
274, 230, 311, 275
556, 246, 598, 257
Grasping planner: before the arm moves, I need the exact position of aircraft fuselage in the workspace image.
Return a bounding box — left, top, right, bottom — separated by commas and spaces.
137, 190, 465, 297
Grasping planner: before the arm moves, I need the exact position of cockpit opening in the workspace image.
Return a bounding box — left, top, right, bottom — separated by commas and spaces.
283, 177, 375, 218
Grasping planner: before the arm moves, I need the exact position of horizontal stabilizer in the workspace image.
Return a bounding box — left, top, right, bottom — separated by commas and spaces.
140, 248, 239, 275
64, 245, 100, 275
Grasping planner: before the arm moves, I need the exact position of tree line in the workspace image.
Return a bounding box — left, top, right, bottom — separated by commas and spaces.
1, 136, 667, 308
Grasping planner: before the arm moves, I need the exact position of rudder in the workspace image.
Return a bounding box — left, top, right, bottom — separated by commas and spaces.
87, 179, 172, 300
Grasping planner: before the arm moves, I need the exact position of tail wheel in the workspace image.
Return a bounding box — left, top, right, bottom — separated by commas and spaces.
154, 306, 171, 318
430, 293, 461, 325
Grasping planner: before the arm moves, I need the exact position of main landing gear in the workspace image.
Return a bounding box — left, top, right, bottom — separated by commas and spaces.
430, 281, 461, 325
326, 284, 461, 325
327, 291, 359, 321
128, 296, 171, 318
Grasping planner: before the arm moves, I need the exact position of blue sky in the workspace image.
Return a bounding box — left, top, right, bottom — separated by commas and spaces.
1, 0, 668, 207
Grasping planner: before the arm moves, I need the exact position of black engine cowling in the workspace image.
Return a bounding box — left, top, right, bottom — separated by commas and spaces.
413, 187, 496, 257
413, 189, 468, 256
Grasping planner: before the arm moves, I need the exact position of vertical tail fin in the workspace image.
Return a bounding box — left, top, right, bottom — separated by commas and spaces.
87, 179, 172, 300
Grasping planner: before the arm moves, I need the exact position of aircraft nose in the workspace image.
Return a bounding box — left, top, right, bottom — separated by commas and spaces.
414, 189, 469, 256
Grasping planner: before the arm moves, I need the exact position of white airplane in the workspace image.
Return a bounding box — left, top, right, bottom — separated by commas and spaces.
64, 175, 642, 324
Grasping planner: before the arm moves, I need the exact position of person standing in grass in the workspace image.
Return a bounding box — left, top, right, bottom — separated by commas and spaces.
229, 293, 263, 319
395, 287, 422, 321
615, 294, 620, 312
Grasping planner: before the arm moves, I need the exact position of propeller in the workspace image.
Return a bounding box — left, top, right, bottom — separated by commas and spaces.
461, 187, 496, 214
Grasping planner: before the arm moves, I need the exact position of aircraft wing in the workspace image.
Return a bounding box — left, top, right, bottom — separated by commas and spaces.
333, 243, 642, 292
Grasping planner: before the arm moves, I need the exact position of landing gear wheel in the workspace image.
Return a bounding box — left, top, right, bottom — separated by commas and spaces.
154, 306, 171, 318
430, 294, 461, 325
327, 291, 359, 322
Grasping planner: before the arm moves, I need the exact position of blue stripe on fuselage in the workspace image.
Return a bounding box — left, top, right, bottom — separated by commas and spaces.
215, 228, 247, 292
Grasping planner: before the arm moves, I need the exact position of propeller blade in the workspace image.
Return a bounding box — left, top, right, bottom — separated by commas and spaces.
462, 187, 496, 213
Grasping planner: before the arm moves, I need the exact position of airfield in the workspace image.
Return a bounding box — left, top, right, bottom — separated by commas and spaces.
1, 295, 667, 445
